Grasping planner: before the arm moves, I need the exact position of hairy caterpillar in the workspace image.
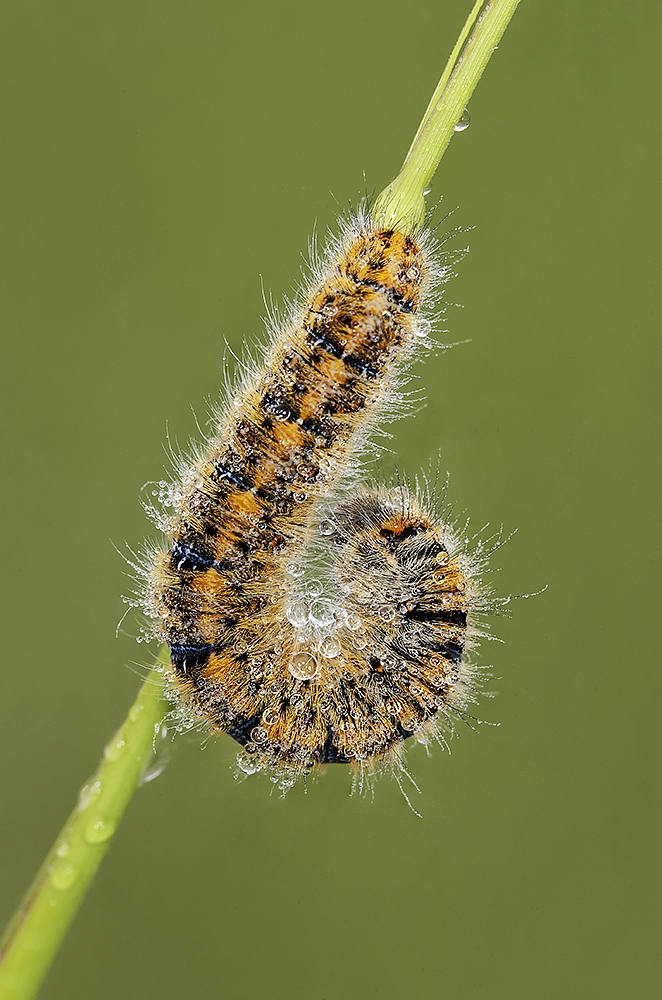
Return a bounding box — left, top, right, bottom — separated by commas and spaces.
137, 209, 494, 791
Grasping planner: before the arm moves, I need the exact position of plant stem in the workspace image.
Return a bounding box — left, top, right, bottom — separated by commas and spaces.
0, 2, 522, 996
373, 0, 521, 232
0, 656, 170, 1000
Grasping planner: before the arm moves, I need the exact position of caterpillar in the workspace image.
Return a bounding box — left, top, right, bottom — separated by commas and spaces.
137, 209, 495, 792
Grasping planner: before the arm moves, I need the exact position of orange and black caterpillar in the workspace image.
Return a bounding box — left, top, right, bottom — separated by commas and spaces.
141, 210, 489, 787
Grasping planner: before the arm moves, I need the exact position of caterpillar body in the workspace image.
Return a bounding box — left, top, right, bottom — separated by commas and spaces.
141, 211, 489, 788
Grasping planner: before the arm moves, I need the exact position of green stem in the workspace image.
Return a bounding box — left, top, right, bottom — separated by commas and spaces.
0, 3, 522, 996
373, 0, 521, 231
0, 656, 170, 1000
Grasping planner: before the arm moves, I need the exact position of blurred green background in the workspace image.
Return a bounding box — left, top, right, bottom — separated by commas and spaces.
1, 2, 660, 997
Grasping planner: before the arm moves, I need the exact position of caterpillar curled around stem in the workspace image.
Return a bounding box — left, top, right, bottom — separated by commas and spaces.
139, 209, 494, 789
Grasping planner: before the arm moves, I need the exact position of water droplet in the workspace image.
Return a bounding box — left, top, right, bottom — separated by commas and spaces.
235, 752, 259, 775
309, 598, 336, 627
84, 817, 116, 844
103, 738, 126, 762
320, 635, 341, 658
297, 461, 316, 479
454, 108, 471, 132
140, 755, 170, 785
272, 403, 291, 421
319, 519, 335, 536
262, 707, 279, 726
415, 317, 432, 338
288, 652, 319, 681
139, 725, 172, 785
333, 607, 348, 627
286, 601, 310, 627
50, 863, 78, 891
77, 781, 102, 812
129, 703, 144, 723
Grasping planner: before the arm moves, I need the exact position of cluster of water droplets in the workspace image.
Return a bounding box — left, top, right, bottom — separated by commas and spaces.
283, 501, 455, 688
283, 553, 362, 682
48, 779, 117, 895
46, 707, 178, 897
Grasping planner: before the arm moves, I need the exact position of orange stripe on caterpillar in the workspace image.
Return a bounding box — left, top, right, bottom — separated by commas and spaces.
140, 212, 483, 781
